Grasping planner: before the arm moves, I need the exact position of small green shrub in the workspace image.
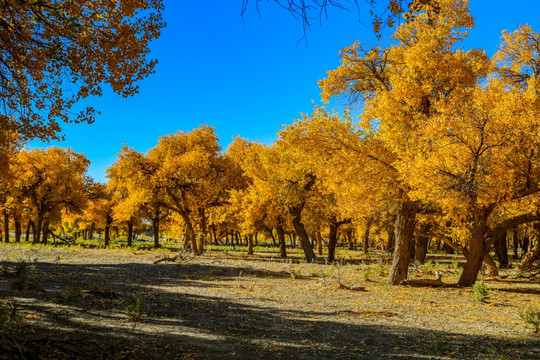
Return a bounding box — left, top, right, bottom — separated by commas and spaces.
518, 307, 540, 334
125, 293, 146, 322
473, 281, 490, 302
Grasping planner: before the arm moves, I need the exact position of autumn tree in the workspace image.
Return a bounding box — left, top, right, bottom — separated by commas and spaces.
0, 0, 164, 140
12, 147, 89, 244
83, 182, 116, 246
145, 126, 241, 255
227, 138, 290, 257
318, 0, 493, 284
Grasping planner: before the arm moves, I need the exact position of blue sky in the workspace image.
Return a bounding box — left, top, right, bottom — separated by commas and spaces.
31, 1, 540, 183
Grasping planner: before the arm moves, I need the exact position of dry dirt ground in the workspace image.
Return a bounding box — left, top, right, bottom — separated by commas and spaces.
0, 244, 539, 360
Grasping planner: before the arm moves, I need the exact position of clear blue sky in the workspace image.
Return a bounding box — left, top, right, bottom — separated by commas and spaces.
30, 0, 540, 183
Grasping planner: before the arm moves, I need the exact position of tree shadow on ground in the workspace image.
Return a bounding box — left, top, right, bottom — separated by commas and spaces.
1, 260, 539, 359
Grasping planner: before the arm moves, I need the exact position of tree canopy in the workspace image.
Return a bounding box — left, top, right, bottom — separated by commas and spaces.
0, 0, 164, 141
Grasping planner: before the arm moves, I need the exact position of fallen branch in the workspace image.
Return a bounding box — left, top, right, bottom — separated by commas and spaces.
153, 256, 178, 264
401, 272, 449, 287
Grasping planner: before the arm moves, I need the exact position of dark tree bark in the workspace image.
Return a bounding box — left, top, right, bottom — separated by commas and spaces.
88, 222, 95, 240
127, 218, 134, 247
152, 214, 160, 248
34, 215, 43, 244
247, 234, 254, 255
267, 227, 276, 246
290, 205, 316, 262
386, 223, 395, 253
495, 231, 509, 268
388, 200, 419, 285
42, 218, 49, 245
276, 225, 287, 258
363, 217, 373, 254
327, 221, 339, 263
511, 229, 518, 259
14, 216, 21, 243
317, 231, 323, 256
3, 210, 9, 243
522, 235, 530, 257
458, 214, 488, 286
415, 223, 431, 264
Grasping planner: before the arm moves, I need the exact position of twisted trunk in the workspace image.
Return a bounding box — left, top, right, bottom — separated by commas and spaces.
388, 201, 419, 285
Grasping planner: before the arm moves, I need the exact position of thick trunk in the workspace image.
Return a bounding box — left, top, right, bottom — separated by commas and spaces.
363, 218, 373, 254
34, 215, 43, 244
276, 225, 287, 258
291, 209, 316, 262
458, 217, 488, 286
483, 253, 499, 276
88, 222, 95, 240
42, 219, 49, 245
415, 223, 430, 264
495, 232, 509, 268
388, 201, 419, 285
327, 222, 338, 263
3, 210, 8, 243
185, 220, 199, 254
247, 234, 254, 255
127, 219, 134, 247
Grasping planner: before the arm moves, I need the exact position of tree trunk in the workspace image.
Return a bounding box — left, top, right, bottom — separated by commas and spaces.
415, 223, 430, 264
386, 223, 395, 253
276, 225, 287, 258
127, 219, 134, 247
327, 222, 338, 263
483, 253, 499, 276
290, 207, 316, 262
247, 234, 254, 255
511, 229, 518, 259
88, 222, 95, 240
3, 210, 8, 243
458, 216, 488, 286
42, 219, 49, 245
186, 219, 198, 254
388, 201, 419, 285
25, 221, 32, 242
522, 235, 530, 258
495, 231, 509, 268
104, 214, 113, 247
152, 214, 160, 248
363, 218, 373, 254
34, 215, 43, 244
196, 208, 207, 255
317, 231, 323, 256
